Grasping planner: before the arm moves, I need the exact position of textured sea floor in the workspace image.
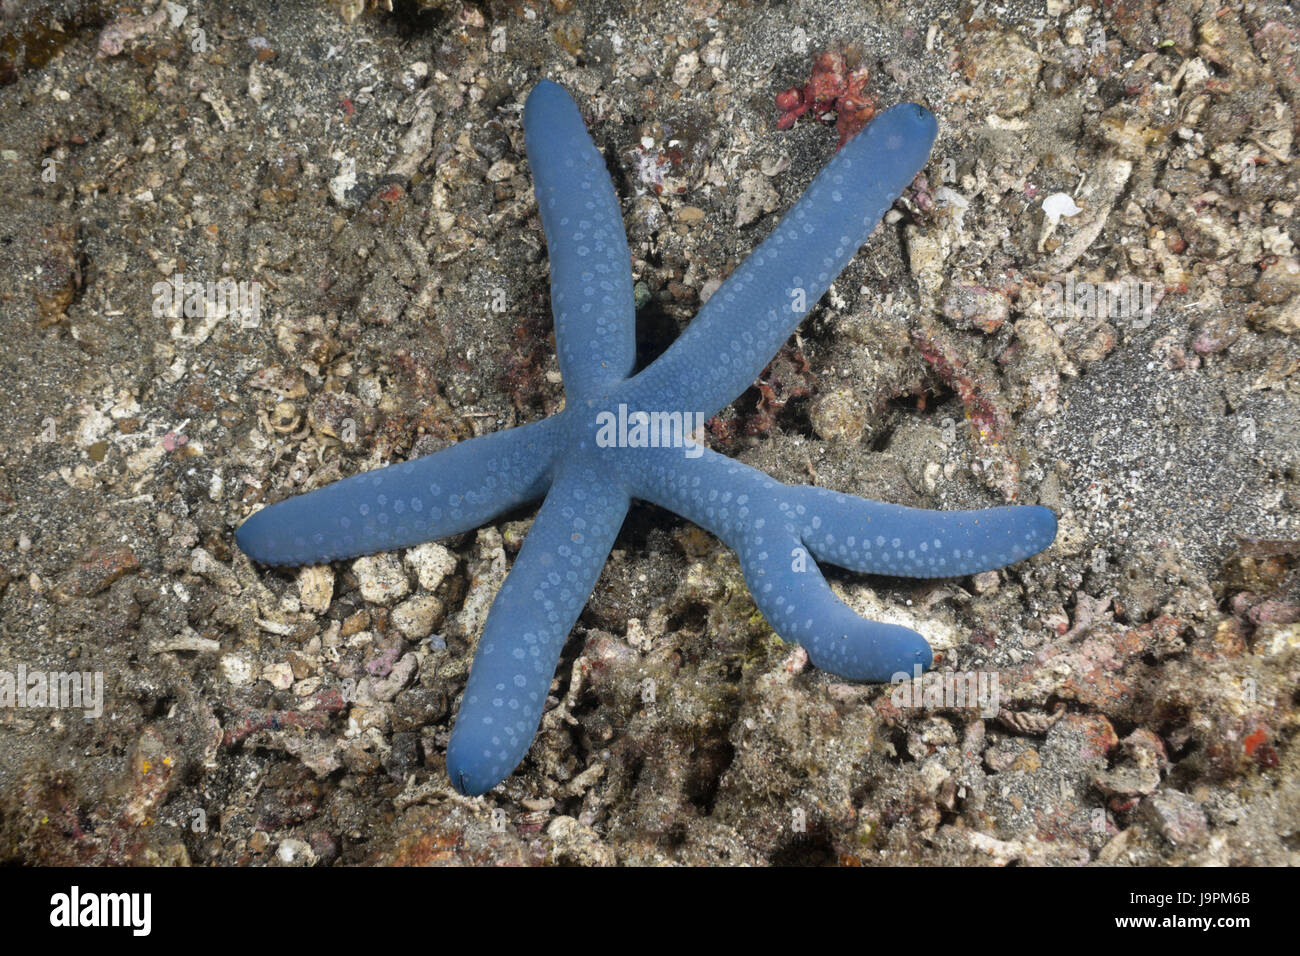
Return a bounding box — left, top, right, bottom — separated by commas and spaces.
0, 0, 1296, 865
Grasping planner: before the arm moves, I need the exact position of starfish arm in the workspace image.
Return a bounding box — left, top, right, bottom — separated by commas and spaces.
630, 448, 932, 681
445, 459, 628, 795
524, 79, 637, 399
625, 102, 938, 420
234, 417, 563, 566
787, 486, 1058, 578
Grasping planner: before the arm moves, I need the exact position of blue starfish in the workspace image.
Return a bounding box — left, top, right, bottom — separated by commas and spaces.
236, 80, 1057, 795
